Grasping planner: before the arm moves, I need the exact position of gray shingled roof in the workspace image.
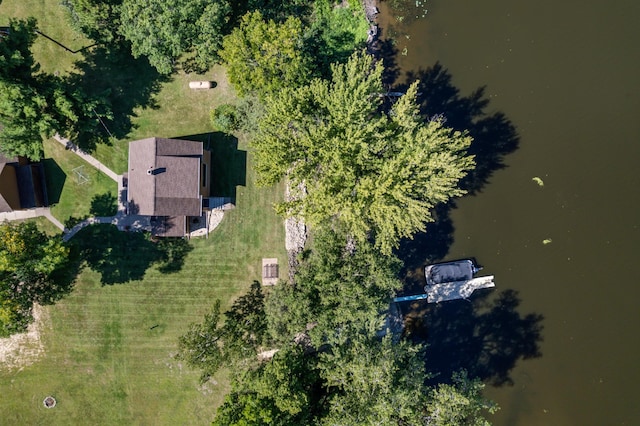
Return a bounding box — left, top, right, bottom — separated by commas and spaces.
127, 138, 203, 216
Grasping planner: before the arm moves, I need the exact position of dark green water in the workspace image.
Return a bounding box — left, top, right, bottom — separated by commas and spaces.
380, 1, 640, 424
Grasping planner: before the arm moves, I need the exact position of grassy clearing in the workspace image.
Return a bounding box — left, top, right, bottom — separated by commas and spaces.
1, 0, 286, 423
92, 66, 235, 174
0, 0, 91, 75
42, 138, 117, 225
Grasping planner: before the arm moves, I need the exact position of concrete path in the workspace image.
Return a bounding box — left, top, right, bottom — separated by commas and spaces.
0, 207, 65, 231
53, 134, 119, 182
62, 213, 152, 242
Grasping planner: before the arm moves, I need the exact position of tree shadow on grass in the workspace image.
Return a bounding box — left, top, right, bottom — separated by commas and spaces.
90, 192, 118, 216
71, 224, 192, 285
402, 289, 544, 387
67, 44, 169, 151
177, 132, 247, 202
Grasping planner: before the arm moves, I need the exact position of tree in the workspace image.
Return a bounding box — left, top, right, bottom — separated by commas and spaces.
253, 52, 475, 254
61, 0, 124, 42
118, 0, 231, 74
318, 329, 428, 426
176, 281, 266, 383
219, 11, 315, 98
266, 228, 402, 347
0, 222, 70, 336
426, 371, 499, 426
0, 17, 38, 82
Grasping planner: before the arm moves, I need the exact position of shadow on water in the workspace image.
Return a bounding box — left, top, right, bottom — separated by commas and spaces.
375, 42, 541, 384
70, 224, 192, 285
405, 63, 520, 195
394, 61, 520, 275
177, 132, 247, 202
403, 289, 544, 387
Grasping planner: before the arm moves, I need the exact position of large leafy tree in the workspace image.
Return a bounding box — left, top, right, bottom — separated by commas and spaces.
266, 228, 401, 347
318, 330, 429, 426
0, 222, 69, 336
253, 52, 475, 254
118, 0, 231, 74
61, 0, 124, 42
219, 11, 314, 99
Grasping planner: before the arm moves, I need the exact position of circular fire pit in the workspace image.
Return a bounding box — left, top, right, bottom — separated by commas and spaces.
43, 396, 56, 408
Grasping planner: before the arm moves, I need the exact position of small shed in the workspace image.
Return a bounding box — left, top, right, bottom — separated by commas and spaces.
262, 258, 279, 286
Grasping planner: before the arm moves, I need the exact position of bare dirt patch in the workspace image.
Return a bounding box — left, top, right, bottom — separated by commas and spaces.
0, 304, 48, 371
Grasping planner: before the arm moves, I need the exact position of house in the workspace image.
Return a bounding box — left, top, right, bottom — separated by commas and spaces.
0, 153, 48, 213
126, 137, 211, 237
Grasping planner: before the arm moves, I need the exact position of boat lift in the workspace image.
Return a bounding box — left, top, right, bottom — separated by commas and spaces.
393, 259, 496, 304
394, 275, 496, 304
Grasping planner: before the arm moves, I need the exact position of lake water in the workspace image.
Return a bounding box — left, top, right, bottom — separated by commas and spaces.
379, 1, 640, 424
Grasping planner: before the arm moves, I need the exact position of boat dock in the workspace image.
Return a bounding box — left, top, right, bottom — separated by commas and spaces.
426, 275, 495, 303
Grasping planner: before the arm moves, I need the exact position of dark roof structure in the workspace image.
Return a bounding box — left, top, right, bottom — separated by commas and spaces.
0, 154, 47, 213
127, 137, 204, 217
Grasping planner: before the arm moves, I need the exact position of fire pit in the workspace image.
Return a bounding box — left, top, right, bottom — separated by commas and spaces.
43, 396, 56, 408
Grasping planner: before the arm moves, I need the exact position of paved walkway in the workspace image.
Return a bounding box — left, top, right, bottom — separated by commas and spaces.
0, 207, 65, 231
53, 134, 119, 182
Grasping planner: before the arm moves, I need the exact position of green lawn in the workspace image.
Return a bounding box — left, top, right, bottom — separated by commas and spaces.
1, 1, 286, 424
43, 138, 118, 226
1, 163, 285, 423
0, 0, 92, 75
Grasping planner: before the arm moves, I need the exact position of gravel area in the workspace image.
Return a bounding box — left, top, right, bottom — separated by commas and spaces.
0, 304, 47, 371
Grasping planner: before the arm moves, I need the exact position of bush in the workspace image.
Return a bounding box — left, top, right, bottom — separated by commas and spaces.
236, 96, 265, 135
211, 104, 239, 133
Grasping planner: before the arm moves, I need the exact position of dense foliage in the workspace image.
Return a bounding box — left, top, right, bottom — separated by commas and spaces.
0, 222, 70, 336
61, 0, 123, 42
253, 52, 475, 254
180, 229, 497, 425
219, 11, 314, 99
118, 0, 231, 74
266, 229, 402, 347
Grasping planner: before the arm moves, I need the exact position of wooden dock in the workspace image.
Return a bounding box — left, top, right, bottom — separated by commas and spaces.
426, 275, 495, 303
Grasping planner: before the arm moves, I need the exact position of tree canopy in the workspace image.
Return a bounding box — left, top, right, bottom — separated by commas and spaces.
62, 0, 124, 42
253, 52, 475, 253
219, 11, 314, 99
118, 0, 231, 74
266, 228, 401, 347
184, 229, 498, 425
0, 222, 70, 336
